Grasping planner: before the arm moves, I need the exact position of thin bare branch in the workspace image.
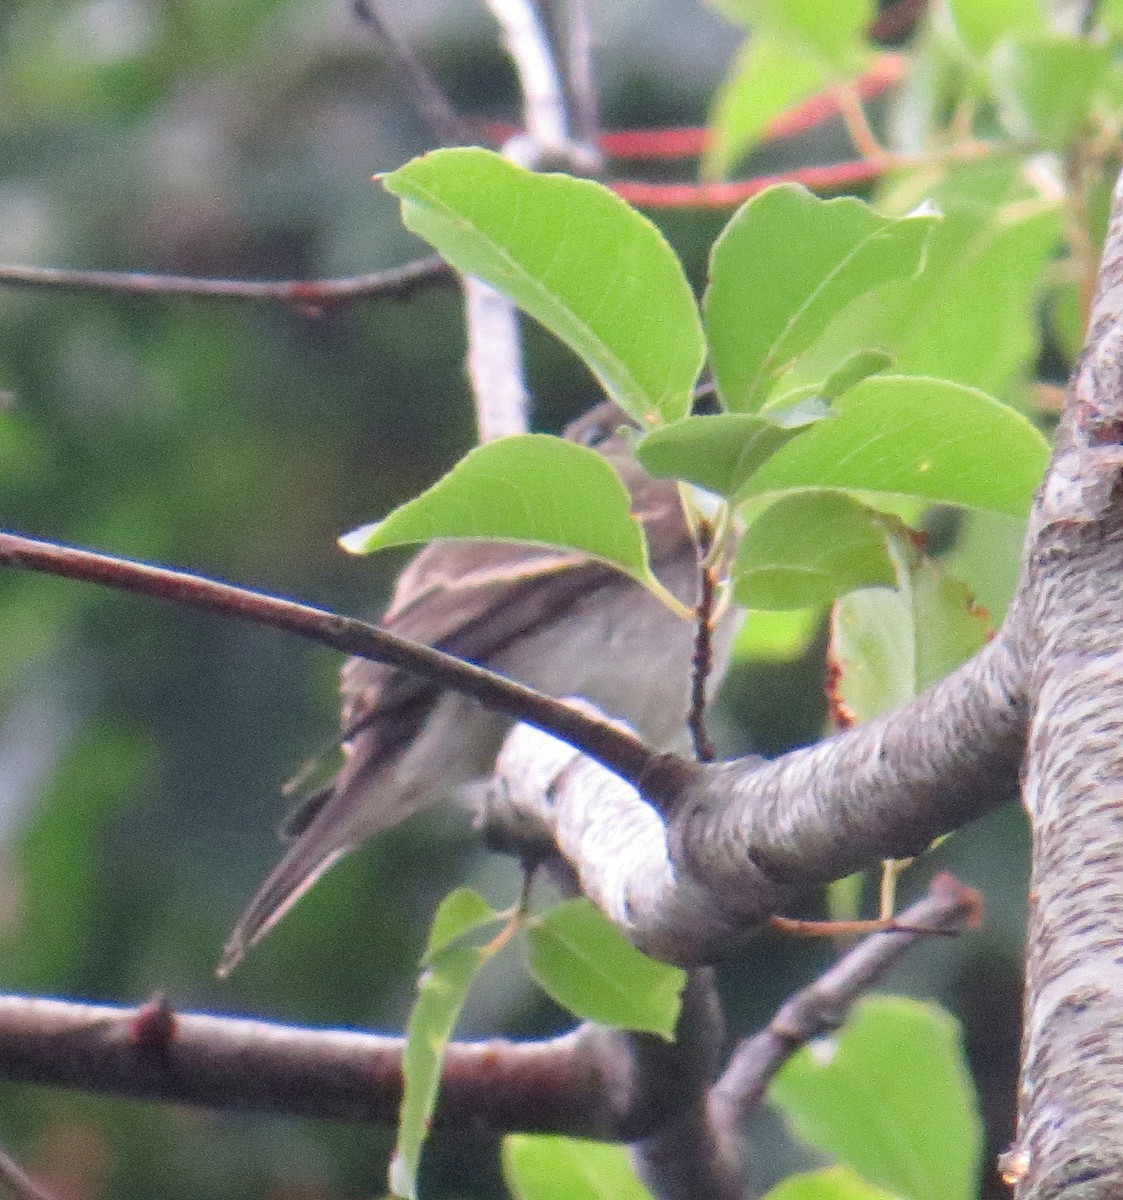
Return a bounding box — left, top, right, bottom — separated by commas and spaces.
708, 874, 981, 1133
0, 257, 450, 306
0, 530, 657, 787
687, 519, 717, 764
351, 0, 472, 146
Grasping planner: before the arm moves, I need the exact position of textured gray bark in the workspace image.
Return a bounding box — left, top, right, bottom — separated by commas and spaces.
1008, 170, 1123, 1200
489, 636, 1023, 963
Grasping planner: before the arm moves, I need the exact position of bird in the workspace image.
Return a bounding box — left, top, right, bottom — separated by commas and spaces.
218, 400, 734, 975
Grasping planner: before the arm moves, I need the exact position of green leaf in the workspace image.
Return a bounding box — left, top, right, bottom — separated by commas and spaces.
424, 886, 504, 958
815, 349, 894, 403
527, 899, 685, 1038
705, 187, 937, 411
340, 435, 665, 597
503, 1136, 654, 1200
941, 509, 1025, 624
829, 529, 991, 724
382, 147, 703, 424
988, 35, 1110, 148
1101, 0, 1123, 36
703, 34, 826, 180
634, 410, 825, 497
770, 996, 983, 1200
738, 376, 1050, 517
762, 1166, 901, 1200
708, 0, 874, 71
789, 172, 1061, 401
732, 492, 896, 610
392, 889, 503, 1200
943, 0, 1044, 57
731, 607, 823, 662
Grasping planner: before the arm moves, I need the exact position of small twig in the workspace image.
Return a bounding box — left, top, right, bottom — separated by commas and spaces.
0, 530, 658, 789
709, 873, 981, 1129
351, 0, 472, 146
0, 1149, 60, 1200
833, 81, 886, 162
0, 256, 450, 308
688, 518, 718, 764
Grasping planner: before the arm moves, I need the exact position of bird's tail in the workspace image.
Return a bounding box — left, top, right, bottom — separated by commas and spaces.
217, 830, 351, 977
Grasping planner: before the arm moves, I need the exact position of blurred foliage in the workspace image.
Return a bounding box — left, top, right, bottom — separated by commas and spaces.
0, 0, 1070, 1197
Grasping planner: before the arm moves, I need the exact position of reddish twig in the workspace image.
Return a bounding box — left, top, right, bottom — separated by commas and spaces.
485, 54, 906, 160
0, 256, 450, 308
610, 159, 885, 209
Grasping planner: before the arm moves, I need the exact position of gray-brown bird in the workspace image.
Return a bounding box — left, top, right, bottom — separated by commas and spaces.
219, 402, 732, 975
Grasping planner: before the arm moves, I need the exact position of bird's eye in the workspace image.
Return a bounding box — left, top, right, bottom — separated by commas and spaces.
575, 421, 611, 448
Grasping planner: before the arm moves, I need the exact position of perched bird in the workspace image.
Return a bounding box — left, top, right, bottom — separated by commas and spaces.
219, 401, 732, 975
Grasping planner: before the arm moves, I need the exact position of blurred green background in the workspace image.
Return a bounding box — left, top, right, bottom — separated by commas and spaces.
0, 2, 1029, 1197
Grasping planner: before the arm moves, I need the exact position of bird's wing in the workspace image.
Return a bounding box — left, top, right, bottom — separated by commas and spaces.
219, 410, 697, 975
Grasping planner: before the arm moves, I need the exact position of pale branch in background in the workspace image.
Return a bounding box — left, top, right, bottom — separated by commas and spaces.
562, 0, 602, 158
462, 274, 532, 441
486, 0, 571, 154
465, 0, 601, 441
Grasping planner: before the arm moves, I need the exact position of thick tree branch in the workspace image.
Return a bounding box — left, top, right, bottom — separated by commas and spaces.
0, 994, 674, 1137
0, 257, 450, 307
1010, 164, 1123, 1200
490, 637, 1024, 963
630, 972, 748, 1200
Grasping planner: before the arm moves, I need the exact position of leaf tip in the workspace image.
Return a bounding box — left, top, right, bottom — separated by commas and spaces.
338, 522, 378, 555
